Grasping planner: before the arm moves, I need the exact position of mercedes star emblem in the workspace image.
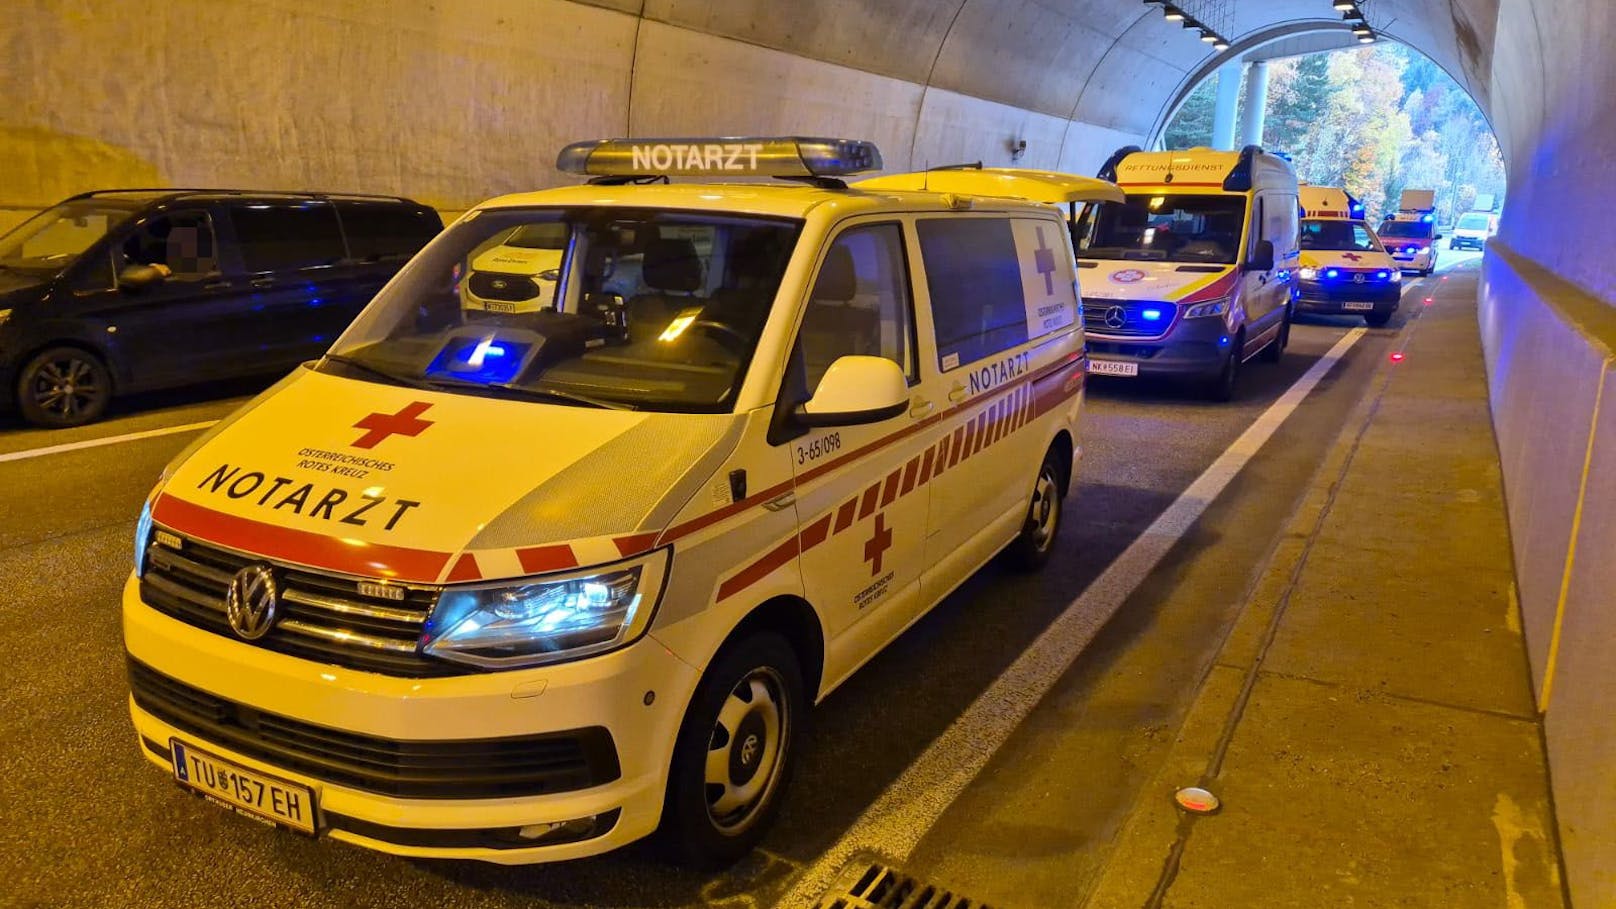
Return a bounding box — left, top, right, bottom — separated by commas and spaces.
225, 564, 280, 641
1104, 306, 1128, 329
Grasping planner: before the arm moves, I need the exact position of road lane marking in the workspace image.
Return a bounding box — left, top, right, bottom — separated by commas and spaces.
777, 326, 1370, 907
0, 421, 219, 464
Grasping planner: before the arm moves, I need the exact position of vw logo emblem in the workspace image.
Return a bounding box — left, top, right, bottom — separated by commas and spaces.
1353, 272, 1366, 284
225, 564, 279, 641
739, 733, 760, 767
1104, 306, 1128, 329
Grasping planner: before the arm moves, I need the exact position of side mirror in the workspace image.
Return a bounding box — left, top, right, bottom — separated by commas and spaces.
1435, 232, 1444, 239
118, 264, 165, 291
795, 356, 908, 427
1246, 239, 1276, 272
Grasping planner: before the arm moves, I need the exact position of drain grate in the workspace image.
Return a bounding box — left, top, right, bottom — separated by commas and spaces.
814, 860, 993, 909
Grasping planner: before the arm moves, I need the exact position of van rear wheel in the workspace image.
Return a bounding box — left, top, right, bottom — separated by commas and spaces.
662, 633, 803, 868
17, 347, 111, 428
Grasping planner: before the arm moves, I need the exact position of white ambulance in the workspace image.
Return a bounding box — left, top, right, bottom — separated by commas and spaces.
1378, 189, 1441, 275
459, 222, 568, 314
123, 138, 1100, 866
1074, 145, 1300, 400
1294, 185, 1403, 327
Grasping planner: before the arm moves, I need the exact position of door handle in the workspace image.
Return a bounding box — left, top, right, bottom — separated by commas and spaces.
909, 398, 935, 419
947, 384, 969, 404
203, 280, 232, 290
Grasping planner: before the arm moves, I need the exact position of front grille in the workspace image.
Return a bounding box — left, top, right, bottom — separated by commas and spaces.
468, 271, 540, 302
1082, 300, 1176, 338
128, 658, 620, 799
140, 531, 458, 677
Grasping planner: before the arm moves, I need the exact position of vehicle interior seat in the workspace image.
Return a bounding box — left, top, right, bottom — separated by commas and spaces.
798, 244, 880, 387
626, 237, 703, 342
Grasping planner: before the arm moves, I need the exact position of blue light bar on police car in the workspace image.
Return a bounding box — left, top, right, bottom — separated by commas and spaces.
556, 137, 883, 178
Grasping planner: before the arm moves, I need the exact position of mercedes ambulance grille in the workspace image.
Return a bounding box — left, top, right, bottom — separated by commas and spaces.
468, 271, 541, 302
140, 531, 455, 677
127, 659, 621, 799
1082, 300, 1176, 338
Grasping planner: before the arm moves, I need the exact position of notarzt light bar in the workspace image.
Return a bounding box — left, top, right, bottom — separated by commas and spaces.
556, 137, 883, 179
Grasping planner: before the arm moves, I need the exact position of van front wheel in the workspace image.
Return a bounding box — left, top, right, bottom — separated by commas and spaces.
662, 633, 804, 868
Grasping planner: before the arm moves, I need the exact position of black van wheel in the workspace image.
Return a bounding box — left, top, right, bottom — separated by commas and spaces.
1007, 448, 1065, 570
1365, 311, 1394, 328
662, 633, 803, 868
17, 347, 112, 428
1208, 332, 1243, 402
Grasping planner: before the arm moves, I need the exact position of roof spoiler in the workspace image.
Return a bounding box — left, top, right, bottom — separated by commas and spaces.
1096, 145, 1143, 182
1222, 145, 1265, 192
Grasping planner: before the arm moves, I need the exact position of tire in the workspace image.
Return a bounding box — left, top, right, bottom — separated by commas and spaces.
661, 633, 804, 868
1449, 241, 1458, 250
1364, 311, 1393, 328
16, 346, 112, 427
1207, 332, 1242, 402
1006, 448, 1065, 570
1259, 308, 1290, 363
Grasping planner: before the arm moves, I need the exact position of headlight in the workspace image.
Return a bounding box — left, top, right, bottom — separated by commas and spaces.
423, 549, 670, 669
1183, 298, 1228, 319
1298, 267, 1317, 281
134, 494, 155, 576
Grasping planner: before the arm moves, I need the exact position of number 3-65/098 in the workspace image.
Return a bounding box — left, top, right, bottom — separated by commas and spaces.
796, 432, 841, 465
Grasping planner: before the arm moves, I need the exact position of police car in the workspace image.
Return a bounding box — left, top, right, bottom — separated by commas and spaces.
123, 137, 1095, 866
1294, 185, 1402, 327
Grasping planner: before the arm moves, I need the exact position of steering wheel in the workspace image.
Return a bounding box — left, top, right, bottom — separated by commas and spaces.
691, 319, 750, 352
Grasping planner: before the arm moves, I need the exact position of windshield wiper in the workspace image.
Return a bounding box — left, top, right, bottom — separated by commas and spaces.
319, 354, 437, 390
422, 379, 632, 410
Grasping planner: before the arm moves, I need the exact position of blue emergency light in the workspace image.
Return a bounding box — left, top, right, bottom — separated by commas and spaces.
557, 137, 884, 179
1142, 308, 1163, 322
1421, 213, 1435, 223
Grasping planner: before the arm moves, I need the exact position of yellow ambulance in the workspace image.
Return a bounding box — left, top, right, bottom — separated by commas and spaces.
1295, 185, 1403, 327
1074, 145, 1300, 400
124, 138, 1103, 866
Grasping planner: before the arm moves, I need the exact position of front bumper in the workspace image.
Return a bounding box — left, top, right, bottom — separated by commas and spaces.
1295, 281, 1401, 314
1450, 236, 1486, 249
1086, 315, 1231, 380
122, 574, 700, 864
1391, 251, 1434, 271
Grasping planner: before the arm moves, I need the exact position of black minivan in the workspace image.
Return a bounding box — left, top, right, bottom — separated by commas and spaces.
0, 190, 442, 426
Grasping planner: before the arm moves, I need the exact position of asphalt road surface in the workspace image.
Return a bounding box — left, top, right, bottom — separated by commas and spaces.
0, 256, 1474, 908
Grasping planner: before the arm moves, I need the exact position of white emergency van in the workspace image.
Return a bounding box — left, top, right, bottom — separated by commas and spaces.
1379, 189, 1441, 275
123, 138, 1099, 867
1073, 145, 1300, 400
459, 222, 568, 314
1294, 185, 1403, 327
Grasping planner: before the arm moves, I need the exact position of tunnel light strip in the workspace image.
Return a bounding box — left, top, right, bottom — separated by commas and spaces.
1142, 0, 1231, 50
776, 324, 1372, 908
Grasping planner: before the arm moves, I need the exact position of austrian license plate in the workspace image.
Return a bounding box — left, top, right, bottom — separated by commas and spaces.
1087, 359, 1140, 377
1342, 301, 1375, 311
484, 301, 517, 313
171, 739, 316, 834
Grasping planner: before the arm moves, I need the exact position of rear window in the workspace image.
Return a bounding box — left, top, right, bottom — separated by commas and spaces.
229, 202, 346, 272
338, 202, 440, 262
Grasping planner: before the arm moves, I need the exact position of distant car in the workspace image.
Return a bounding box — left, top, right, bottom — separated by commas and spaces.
1377, 214, 1440, 275
1449, 212, 1496, 250
0, 190, 441, 426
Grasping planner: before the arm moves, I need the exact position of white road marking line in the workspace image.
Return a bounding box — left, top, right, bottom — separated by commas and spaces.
777, 326, 1370, 907
0, 421, 219, 464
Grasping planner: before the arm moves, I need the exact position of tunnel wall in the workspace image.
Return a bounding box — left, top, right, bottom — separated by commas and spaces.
0, 0, 1151, 222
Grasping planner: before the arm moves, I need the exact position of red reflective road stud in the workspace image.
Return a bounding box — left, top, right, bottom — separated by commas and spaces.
1390, 352, 1407, 363
1175, 786, 1221, 814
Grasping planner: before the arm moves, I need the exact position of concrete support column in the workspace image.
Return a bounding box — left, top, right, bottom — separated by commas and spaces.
1238, 60, 1271, 148
1211, 60, 1242, 150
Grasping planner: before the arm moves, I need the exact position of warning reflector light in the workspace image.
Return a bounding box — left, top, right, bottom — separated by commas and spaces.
1390, 352, 1407, 362
556, 137, 884, 178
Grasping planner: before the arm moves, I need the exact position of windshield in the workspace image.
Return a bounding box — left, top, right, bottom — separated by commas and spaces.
322, 207, 802, 413
1076, 193, 1247, 264
0, 201, 134, 274
1377, 219, 1433, 239
1457, 213, 1491, 230
1300, 219, 1382, 253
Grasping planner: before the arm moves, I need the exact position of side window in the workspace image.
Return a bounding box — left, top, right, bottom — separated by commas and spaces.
798, 223, 916, 393
916, 218, 1028, 369
117, 210, 219, 279
228, 202, 346, 273
1264, 193, 1298, 250
338, 202, 439, 262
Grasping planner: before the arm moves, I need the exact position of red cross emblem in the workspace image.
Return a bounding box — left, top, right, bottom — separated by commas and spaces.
352, 402, 435, 449
863, 513, 894, 576
1033, 225, 1057, 295
1342, 252, 1364, 261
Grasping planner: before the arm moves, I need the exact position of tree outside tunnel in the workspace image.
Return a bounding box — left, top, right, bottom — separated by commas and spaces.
1163, 44, 1505, 225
